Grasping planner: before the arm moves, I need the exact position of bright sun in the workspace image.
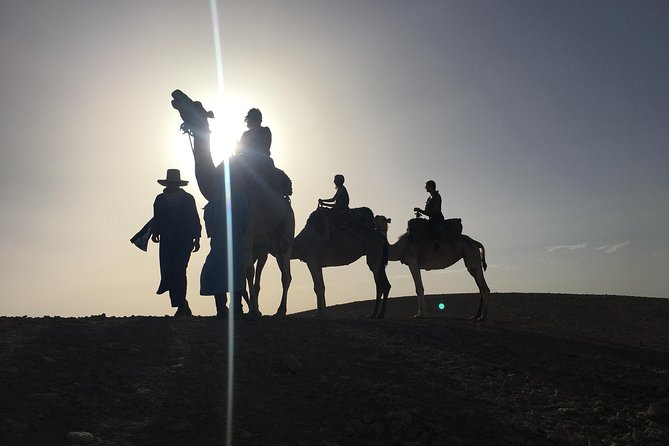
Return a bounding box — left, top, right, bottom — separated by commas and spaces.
170, 92, 251, 167
207, 93, 250, 164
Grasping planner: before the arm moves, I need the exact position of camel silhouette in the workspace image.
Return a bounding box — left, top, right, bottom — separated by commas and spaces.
292, 209, 391, 318
375, 216, 489, 320
171, 90, 294, 317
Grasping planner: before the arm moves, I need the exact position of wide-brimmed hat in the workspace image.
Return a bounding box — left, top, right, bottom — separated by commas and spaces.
157, 169, 189, 186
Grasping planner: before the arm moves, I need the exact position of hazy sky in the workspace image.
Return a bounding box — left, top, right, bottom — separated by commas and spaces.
1, 0, 667, 316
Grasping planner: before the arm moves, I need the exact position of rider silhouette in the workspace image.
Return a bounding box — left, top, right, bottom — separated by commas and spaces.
318, 174, 349, 238
413, 180, 444, 249
238, 108, 272, 157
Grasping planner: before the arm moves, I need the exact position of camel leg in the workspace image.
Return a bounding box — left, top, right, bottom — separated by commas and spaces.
372, 268, 391, 319
245, 263, 262, 319
409, 264, 427, 317
471, 270, 490, 321
253, 251, 269, 303
369, 269, 382, 319
463, 246, 490, 321
307, 262, 327, 317
379, 269, 391, 319
464, 263, 490, 321
274, 252, 292, 317
368, 258, 391, 319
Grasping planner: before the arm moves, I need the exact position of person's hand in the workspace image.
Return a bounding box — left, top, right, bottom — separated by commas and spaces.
318, 199, 323, 206
193, 238, 200, 253
151, 234, 160, 243
413, 207, 421, 213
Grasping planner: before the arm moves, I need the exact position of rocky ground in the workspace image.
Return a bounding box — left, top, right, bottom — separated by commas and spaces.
1, 293, 668, 446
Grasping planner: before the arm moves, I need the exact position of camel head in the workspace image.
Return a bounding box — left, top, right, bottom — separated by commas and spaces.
374, 215, 391, 236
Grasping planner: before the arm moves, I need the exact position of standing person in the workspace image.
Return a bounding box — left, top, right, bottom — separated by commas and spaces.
151, 169, 202, 316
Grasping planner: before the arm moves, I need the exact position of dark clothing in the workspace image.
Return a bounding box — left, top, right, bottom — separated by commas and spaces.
322, 186, 349, 213
200, 188, 248, 297
423, 191, 444, 241
239, 126, 272, 157
130, 218, 153, 252
332, 186, 349, 212
424, 192, 444, 221
153, 188, 201, 307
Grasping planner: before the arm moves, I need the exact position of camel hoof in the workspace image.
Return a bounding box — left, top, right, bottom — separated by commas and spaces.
274, 308, 287, 317
247, 310, 262, 321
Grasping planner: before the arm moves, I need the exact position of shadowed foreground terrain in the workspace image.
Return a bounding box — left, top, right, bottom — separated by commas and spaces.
1, 293, 668, 446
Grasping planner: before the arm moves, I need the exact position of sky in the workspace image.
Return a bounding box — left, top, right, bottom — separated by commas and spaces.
1, 0, 667, 317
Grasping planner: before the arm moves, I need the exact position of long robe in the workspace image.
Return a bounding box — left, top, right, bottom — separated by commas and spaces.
152, 188, 201, 307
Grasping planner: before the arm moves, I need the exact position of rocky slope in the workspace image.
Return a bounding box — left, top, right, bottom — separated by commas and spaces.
1, 293, 668, 445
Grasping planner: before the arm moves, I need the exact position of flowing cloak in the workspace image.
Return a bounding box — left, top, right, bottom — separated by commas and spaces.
200, 184, 249, 296
152, 189, 201, 295
130, 218, 153, 252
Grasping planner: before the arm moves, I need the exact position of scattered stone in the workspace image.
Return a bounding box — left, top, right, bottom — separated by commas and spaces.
647, 399, 669, 419
66, 431, 95, 444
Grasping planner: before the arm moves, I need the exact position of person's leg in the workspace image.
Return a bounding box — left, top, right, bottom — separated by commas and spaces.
172, 252, 191, 316
215, 293, 228, 318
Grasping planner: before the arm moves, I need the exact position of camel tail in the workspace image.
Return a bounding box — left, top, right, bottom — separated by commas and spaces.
462, 235, 487, 271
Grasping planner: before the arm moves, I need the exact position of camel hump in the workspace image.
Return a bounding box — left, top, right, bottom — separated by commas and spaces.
408, 217, 463, 241
307, 206, 375, 234
228, 154, 293, 199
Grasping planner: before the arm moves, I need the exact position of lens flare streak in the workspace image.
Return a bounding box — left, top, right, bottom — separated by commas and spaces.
209, 1, 235, 445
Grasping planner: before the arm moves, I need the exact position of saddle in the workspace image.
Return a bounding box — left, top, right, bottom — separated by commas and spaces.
307, 207, 375, 235
228, 153, 293, 200
407, 217, 463, 242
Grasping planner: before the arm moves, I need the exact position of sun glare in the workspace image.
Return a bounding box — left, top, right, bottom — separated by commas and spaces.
207, 93, 250, 164
170, 92, 251, 168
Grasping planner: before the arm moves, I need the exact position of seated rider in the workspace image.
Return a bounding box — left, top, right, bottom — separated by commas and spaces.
413, 180, 444, 245
318, 174, 349, 237
233, 108, 294, 199
319, 174, 349, 212
237, 108, 272, 158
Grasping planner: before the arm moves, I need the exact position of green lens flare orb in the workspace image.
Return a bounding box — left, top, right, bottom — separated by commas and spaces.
438, 302, 445, 311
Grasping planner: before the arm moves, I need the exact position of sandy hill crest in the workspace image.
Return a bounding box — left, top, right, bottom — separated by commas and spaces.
1, 293, 668, 445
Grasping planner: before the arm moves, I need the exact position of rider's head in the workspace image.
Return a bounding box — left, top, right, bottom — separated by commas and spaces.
334, 174, 345, 187
425, 180, 437, 193
245, 108, 263, 128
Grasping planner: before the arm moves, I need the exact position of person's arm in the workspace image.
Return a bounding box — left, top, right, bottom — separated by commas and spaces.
319, 189, 340, 207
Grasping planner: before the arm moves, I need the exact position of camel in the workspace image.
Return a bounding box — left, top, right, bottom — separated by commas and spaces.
292, 209, 391, 318
171, 90, 294, 317
374, 216, 490, 320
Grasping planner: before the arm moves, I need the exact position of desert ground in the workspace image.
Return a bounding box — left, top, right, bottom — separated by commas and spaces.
1, 293, 667, 446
